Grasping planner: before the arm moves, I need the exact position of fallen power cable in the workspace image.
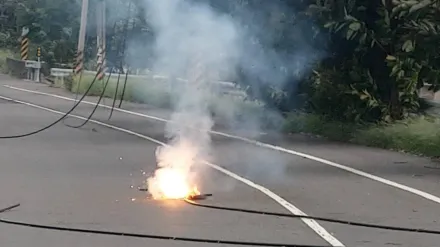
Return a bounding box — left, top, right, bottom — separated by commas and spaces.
0, 204, 331, 247
0, 72, 100, 139
64, 68, 113, 129
184, 199, 440, 235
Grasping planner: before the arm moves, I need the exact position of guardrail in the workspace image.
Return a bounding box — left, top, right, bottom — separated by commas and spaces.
50, 68, 247, 97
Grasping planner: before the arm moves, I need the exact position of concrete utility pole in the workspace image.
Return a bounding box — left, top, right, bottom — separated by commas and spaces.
75, 0, 89, 75
96, 0, 106, 80
78, 0, 88, 56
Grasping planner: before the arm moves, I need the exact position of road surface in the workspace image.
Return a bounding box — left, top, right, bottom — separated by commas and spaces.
0, 75, 439, 247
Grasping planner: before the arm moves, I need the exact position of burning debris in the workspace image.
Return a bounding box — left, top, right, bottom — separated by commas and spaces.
146, 140, 203, 200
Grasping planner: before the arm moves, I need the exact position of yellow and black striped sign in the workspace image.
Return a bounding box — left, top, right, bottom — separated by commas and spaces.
74, 50, 84, 75
20, 37, 29, 60
97, 47, 106, 80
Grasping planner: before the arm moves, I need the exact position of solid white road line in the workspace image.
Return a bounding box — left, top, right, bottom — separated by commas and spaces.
5, 84, 440, 205
0, 95, 344, 247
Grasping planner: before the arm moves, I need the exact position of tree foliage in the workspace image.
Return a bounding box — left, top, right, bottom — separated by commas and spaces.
304, 0, 440, 122
0, 0, 152, 68
1, 0, 439, 123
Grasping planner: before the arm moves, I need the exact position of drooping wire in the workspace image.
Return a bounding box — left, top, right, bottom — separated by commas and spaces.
64, 68, 114, 128
118, 68, 129, 108
118, 2, 133, 109
109, 6, 131, 120
108, 68, 122, 120
64, 16, 129, 126
184, 199, 440, 236
0, 72, 100, 139
109, 68, 129, 120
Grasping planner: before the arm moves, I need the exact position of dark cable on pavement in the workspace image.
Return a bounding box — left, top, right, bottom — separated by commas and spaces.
184, 199, 440, 236
0, 72, 100, 139
0, 204, 331, 247
0, 204, 20, 213
64, 69, 114, 128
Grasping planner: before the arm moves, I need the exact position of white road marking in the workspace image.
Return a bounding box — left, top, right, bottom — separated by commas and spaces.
5, 84, 440, 205
0, 95, 344, 247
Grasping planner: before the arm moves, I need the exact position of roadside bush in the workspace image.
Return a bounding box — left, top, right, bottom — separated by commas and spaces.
284, 112, 440, 157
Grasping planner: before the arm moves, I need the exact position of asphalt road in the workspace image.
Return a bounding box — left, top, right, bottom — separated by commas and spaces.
0, 75, 440, 247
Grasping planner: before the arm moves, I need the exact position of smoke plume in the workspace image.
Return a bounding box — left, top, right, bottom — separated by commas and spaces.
141, 0, 325, 193
144, 0, 240, 197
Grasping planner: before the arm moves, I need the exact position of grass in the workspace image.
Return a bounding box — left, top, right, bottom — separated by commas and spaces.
68, 73, 173, 109
0, 49, 18, 73
67, 73, 266, 124
284, 112, 440, 157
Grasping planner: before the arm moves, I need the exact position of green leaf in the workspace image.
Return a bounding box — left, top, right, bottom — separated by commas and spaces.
402, 40, 414, 52
349, 22, 361, 31
360, 94, 368, 100
324, 22, 335, 28
384, 10, 390, 26
386, 55, 397, 61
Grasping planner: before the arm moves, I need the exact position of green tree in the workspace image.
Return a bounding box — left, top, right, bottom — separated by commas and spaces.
306, 0, 440, 122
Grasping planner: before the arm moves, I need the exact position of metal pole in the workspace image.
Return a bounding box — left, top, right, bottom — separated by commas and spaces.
96, 0, 106, 81
96, 0, 102, 51
78, 0, 88, 53
35, 56, 41, 82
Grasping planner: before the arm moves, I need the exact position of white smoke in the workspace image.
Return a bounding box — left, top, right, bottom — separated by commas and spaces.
144, 0, 240, 196
139, 0, 326, 192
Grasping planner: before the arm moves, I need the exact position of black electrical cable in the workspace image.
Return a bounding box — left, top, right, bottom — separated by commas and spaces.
108, 68, 122, 120
109, 68, 129, 120
0, 205, 330, 247
109, 10, 131, 120
64, 68, 113, 128
117, 2, 133, 110
0, 72, 100, 139
184, 199, 440, 236
118, 67, 129, 108
65, 17, 129, 126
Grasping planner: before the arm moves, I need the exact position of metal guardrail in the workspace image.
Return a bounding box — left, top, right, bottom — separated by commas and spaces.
50, 68, 247, 97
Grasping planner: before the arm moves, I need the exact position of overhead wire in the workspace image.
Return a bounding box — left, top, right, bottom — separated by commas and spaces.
184, 199, 440, 236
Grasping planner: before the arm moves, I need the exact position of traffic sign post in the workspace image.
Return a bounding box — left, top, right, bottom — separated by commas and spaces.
35, 47, 41, 82
25, 60, 42, 83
